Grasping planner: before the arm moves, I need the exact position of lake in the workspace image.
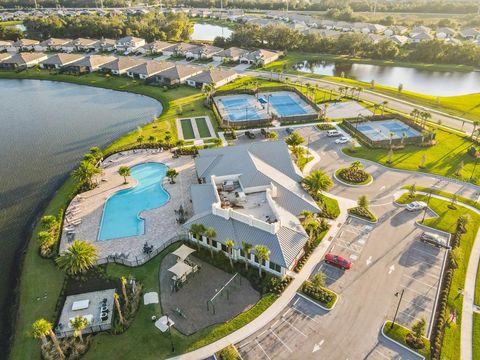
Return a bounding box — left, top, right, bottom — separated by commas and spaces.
0, 79, 162, 352
191, 23, 233, 41
294, 60, 480, 96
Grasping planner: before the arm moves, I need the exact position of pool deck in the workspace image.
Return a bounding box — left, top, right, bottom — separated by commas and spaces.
59, 149, 196, 263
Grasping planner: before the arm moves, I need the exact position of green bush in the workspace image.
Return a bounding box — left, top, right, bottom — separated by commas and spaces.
348, 206, 377, 222
301, 282, 336, 308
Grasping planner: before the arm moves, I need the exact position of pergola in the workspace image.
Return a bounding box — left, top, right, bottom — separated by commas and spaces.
168, 261, 193, 280
171, 244, 195, 262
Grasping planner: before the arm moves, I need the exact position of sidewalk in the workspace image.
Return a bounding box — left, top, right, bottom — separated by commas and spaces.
168, 194, 354, 360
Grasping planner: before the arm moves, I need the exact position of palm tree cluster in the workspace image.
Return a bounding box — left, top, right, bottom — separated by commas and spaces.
337, 86, 363, 100
73, 147, 103, 191
410, 109, 432, 128
37, 215, 60, 258
302, 169, 333, 201
55, 240, 98, 276
32, 319, 65, 359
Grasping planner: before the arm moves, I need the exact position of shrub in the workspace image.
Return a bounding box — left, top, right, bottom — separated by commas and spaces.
217, 345, 240, 360
337, 163, 371, 184
348, 206, 377, 222
317, 123, 335, 130
302, 282, 335, 307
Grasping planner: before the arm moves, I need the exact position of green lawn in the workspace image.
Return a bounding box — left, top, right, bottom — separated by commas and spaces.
344, 127, 480, 183
0, 20, 23, 26
263, 52, 480, 122
195, 117, 212, 138
180, 119, 196, 140
475, 264, 480, 306
382, 321, 431, 359
396, 192, 480, 359
320, 194, 340, 219
473, 313, 480, 360
401, 185, 480, 211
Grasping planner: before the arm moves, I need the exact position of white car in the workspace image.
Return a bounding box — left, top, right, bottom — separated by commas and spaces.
406, 201, 428, 211
335, 137, 349, 144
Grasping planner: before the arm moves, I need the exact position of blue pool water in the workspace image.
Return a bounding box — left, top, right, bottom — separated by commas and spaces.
221, 97, 262, 121
268, 95, 307, 117
356, 119, 421, 141
98, 162, 170, 240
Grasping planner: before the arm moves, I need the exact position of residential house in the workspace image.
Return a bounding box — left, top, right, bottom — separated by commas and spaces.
0, 40, 13, 52
34, 38, 72, 52
73, 38, 100, 52
186, 68, 238, 89
162, 42, 201, 58
410, 32, 434, 44
13, 39, 40, 51
185, 44, 223, 60
459, 28, 480, 40
240, 49, 281, 66
97, 38, 117, 52
143, 40, 173, 54
212, 47, 249, 63
436, 27, 456, 39
0, 52, 48, 70
366, 33, 384, 44
362, 24, 386, 34
390, 35, 409, 46
384, 25, 408, 37
99, 57, 146, 75
65, 55, 116, 73
150, 64, 203, 85
126, 60, 175, 80
40, 53, 86, 69
183, 141, 320, 277
411, 26, 431, 35
115, 36, 146, 53
0, 53, 12, 62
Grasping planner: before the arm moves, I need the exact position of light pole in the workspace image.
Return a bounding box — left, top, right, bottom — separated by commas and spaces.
470, 155, 479, 182
390, 289, 405, 329
266, 94, 272, 115
166, 313, 175, 352
421, 189, 433, 223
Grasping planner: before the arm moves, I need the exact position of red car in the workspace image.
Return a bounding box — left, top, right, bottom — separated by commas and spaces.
324, 253, 352, 270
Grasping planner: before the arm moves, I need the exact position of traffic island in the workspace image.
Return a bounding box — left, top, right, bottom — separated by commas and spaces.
382, 321, 430, 359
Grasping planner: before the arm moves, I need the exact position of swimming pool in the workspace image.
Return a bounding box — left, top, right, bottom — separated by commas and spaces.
98, 162, 170, 240
356, 119, 421, 141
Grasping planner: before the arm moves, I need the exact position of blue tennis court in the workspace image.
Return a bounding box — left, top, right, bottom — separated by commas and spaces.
218, 97, 262, 122
268, 94, 308, 117
356, 119, 420, 141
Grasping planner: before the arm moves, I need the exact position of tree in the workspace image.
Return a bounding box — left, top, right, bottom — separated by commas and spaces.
225, 239, 235, 269
73, 160, 102, 189
41, 215, 58, 232
381, 101, 388, 115
89, 146, 103, 161
350, 160, 363, 172
32, 319, 65, 359
419, 153, 427, 168
285, 132, 304, 147
302, 169, 333, 200
118, 166, 131, 184
358, 195, 369, 209
121, 276, 129, 306
166, 168, 179, 184
472, 120, 480, 139
455, 161, 464, 176
137, 135, 144, 146
69, 315, 88, 343
241, 241, 253, 271
254, 245, 270, 277
412, 318, 426, 342
304, 218, 320, 247
204, 227, 217, 259
311, 272, 326, 288
266, 131, 278, 141
409, 184, 417, 199
190, 223, 206, 250
202, 83, 215, 101
398, 83, 403, 92
387, 148, 394, 164
55, 240, 98, 276
114, 292, 124, 324
148, 135, 156, 143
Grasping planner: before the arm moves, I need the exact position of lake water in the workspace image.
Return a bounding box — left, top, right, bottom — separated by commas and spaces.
294, 61, 480, 96
0, 79, 162, 352
191, 23, 233, 41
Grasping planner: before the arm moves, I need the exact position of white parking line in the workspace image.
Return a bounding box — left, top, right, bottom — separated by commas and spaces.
411, 245, 445, 259
407, 252, 443, 268
291, 306, 321, 325
255, 339, 272, 360
269, 330, 293, 353
373, 349, 390, 359
401, 284, 437, 297
402, 274, 439, 288
280, 318, 308, 337
402, 297, 433, 312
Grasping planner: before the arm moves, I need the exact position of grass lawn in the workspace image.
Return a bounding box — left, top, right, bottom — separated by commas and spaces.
180, 119, 196, 140
473, 313, 480, 360
320, 194, 341, 219
344, 126, 480, 183
396, 193, 480, 359
195, 117, 212, 138
0, 20, 23, 26
383, 321, 431, 359
475, 264, 480, 306
263, 52, 480, 122
401, 185, 480, 211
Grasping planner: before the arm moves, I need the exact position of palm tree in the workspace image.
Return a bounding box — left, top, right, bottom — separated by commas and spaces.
302, 169, 333, 200
118, 166, 131, 184
148, 135, 156, 143
471, 120, 480, 138
32, 319, 65, 359
304, 218, 320, 247
166, 168, 179, 184
202, 83, 215, 102
300, 210, 314, 224
241, 241, 253, 271
137, 135, 144, 146
189, 223, 206, 250
204, 227, 217, 258
89, 146, 103, 162
267, 131, 278, 141
389, 131, 395, 146
224, 239, 235, 269
254, 245, 270, 277
69, 315, 88, 343
114, 292, 124, 324
55, 240, 98, 276
121, 276, 129, 306
372, 104, 379, 116
73, 160, 102, 189
350, 160, 362, 172
381, 101, 388, 115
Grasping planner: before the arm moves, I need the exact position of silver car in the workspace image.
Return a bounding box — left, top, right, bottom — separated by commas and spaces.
406, 201, 428, 211
420, 232, 450, 249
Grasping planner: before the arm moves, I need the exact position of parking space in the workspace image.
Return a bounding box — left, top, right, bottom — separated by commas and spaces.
366, 340, 423, 360
396, 236, 448, 335
236, 295, 325, 360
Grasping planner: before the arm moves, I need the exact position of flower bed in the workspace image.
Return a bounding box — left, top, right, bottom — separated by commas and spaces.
383, 321, 431, 359
348, 206, 377, 222
301, 281, 337, 309
335, 167, 372, 185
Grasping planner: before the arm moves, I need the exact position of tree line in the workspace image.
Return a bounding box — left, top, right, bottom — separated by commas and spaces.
22, 12, 192, 42
213, 24, 480, 67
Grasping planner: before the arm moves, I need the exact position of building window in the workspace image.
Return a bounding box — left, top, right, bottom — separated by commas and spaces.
269, 261, 281, 273
211, 240, 218, 248
221, 243, 227, 252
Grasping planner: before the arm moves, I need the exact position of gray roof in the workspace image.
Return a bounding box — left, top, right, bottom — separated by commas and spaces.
70, 55, 116, 68
128, 60, 175, 76
3, 52, 47, 65
214, 47, 249, 58
155, 64, 203, 80
100, 57, 146, 71
190, 184, 217, 214
188, 68, 237, 85
41, 53, 85, 66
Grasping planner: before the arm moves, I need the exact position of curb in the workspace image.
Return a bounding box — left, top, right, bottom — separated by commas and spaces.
347, 212, 378, 224
333, 169, 373, 187
380, 321, 426, 360
296, 289, 339, 311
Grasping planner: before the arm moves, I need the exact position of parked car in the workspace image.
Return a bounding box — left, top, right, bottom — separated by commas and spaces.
335, 136, 349, 144
406, 201, 428, 211
324, 253, 352, 270
245, 131, 256, 139
327, 130, 342, 137
419, 232, 450, 249
286, 127, 294, 135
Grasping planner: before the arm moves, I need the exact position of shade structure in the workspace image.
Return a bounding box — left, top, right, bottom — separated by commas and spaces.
168, 261, 193, 279
171, 244, 196, 262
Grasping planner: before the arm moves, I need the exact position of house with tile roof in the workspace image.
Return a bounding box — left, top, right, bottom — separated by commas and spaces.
39, 53, 86, 69
126, 60, 175, 79
186, 68, 238, 89
183, 141, 320, 276
0, 52, 48, 70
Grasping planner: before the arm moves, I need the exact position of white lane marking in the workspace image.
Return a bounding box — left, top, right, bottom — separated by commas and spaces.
402, 274, 439, 288
373, 349, 390, 359
255, 339, 272, 360
293, 297, 300, 306
388, 264, 395, 274
291, 306, 321, 325
269, 330, 293, 353
366, 256, 372, 266
350, 254, 359, 261
281, 318, 307, 337
313, 339, 325, 353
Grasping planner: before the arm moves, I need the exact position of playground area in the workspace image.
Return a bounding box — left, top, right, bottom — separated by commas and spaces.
159, 248, 260, 335
176, 116, 216, 141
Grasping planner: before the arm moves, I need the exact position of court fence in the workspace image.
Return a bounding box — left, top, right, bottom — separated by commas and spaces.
343, 115, 435, 149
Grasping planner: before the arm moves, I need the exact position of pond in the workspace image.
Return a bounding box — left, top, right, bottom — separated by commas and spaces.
0, 79, 162, 351
191, 23, 233, 41
294, 60, 480, 96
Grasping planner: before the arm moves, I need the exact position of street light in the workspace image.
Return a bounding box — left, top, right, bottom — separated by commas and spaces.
390, 289, 405, 330
421, 189, 433, 223
166, 313, 175, 352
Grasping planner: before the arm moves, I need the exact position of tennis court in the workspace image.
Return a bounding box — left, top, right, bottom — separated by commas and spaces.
215, 96, 264, 122
258, 91, 315, 117
356, 119, 421, 141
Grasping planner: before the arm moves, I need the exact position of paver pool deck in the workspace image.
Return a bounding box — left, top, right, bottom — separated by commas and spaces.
59, 149, 196, 262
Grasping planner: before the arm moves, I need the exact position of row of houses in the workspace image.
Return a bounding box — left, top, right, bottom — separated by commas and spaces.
0, 52, 239, 88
